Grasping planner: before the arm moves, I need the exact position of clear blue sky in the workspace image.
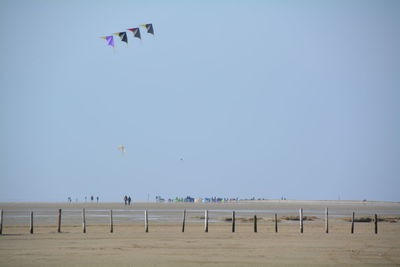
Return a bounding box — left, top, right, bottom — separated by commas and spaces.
1, 0, 399, 202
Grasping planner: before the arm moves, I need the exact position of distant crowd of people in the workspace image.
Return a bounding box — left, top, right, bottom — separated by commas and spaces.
67, 196, 99, 203
66, 195, 133, 204
124, 195, 132, 205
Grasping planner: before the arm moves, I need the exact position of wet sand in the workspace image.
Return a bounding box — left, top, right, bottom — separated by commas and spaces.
0, 201, 399, 266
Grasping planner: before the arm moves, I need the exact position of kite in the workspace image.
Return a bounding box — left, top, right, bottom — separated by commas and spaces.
114, 32, 128, 44
100, 35, 115, 48
127, 27, 141, 40
140, 24, 154, 35
117, 145, 126, 154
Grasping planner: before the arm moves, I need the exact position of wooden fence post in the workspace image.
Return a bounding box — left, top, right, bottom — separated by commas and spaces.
232, 211, 235, 233
57, 209, 62, 233
204, 210, 208, 233
351, 212, 355, 234
82, 208, 86, 233
299, 208, 303, 233
182, 209, 186, 233
325, 208, 328, 234
30, 211, 33, 234
275, 213, 278, 233
253, 215, 257, 233
0, 209, 3, 235
110, 209, 113, 233
374, 214, 378, 234
145, 210, 149, 233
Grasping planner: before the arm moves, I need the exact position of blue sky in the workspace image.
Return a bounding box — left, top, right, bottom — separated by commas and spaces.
1, 0, 399, 202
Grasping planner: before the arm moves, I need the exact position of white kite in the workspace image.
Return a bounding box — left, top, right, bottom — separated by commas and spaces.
117, 145, 126, 154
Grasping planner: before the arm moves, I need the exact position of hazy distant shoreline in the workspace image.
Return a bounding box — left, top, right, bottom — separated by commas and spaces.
2, 200, 399, 217
1, 199, 399, 206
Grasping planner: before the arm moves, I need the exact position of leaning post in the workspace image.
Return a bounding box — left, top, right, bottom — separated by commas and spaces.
351, 212, 355, 234
182, 209, 186, 233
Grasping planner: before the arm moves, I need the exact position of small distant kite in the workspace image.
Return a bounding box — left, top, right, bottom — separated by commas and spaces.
127, 27, 141, 40
100, 35, 115, 48
117, 145, 126, 154
140, 24, 154, 35
114, 32, 128, 44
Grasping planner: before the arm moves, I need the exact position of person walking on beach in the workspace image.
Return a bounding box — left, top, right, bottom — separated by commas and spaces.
96, 196, 99, 203
124, 195, 128, 205
128, 196, 131, 205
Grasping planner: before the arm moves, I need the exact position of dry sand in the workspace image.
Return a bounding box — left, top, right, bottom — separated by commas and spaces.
1, 200, 399, 266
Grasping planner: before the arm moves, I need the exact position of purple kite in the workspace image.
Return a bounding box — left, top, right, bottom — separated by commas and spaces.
101, 35, 115, 48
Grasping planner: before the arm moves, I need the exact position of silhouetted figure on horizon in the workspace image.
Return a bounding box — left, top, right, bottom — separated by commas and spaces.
128, 196, 131, 205
96, 196, 99, 203
124, 195, 128, 205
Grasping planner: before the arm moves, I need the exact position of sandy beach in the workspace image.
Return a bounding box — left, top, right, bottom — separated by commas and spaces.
1, 200, 399, 266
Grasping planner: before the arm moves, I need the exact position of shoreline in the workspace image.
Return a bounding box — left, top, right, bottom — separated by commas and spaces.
1, 199, 399, 204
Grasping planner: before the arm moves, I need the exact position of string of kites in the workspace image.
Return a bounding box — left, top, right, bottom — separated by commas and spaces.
100, 23, 154, 48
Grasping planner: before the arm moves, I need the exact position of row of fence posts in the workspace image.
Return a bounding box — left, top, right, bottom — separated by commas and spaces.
0, 208, 380, 235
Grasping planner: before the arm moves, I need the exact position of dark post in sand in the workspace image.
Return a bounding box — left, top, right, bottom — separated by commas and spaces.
182, 209, 186, 233
145, 210, 149, 233
253, 215, 257, 233
30, 211, 34, 234
275, 213, 278, 233
204, 210, 209, 233
0, 209, 3, 235
351, 211, 355, 234
82, 208, 86, 233
58, 209, 62, 233
232, 211, 236, 233
325, 208, 329, 234
374, 214, 378, 234
299, 208, 303, 233
110, 209, 114, 233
